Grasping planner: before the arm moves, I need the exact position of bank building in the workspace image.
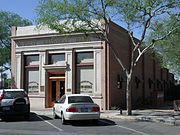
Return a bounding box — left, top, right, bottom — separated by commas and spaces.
11, 21, 174, 110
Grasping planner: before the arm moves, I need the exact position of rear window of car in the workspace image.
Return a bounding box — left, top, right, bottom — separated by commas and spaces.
68, 96, 94, 104
3, 91, 27, 99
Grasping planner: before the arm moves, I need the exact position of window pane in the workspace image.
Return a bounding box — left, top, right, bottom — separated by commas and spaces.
4, 91, 26, 99
76, 52, 93, 64
26, 55, 39, 65
68, 96, 93, 103
49, 54, 65, 64
26, 69, 39, 94
76, 66, 94, 93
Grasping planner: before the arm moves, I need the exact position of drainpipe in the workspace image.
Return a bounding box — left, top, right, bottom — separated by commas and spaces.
142, 54, 145, 106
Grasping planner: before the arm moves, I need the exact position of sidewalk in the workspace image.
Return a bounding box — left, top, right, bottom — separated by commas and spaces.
31, 107, 180, 126
101, 109, 180, 126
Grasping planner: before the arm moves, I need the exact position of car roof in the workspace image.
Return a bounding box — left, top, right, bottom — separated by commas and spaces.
65, 94, 91, 97
0, 89, 25, 92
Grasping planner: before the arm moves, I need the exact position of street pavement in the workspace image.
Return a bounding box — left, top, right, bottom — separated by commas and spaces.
31, 107, 180, 126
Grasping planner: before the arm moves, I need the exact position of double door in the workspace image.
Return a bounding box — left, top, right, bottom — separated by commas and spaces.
48, 78, 65, 107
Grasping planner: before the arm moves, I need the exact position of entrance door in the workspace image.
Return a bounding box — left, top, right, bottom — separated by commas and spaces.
48, 78, 65, 107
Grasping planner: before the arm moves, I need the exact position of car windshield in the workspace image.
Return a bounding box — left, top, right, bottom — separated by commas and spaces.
68, 96, 94, 104
3, 91, 27, 99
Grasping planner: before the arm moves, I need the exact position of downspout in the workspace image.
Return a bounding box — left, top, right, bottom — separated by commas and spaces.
142, 54, 145, 105
105, 41, 109, 110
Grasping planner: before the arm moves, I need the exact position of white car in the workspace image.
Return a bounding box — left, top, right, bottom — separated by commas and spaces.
53, 94, 100, 124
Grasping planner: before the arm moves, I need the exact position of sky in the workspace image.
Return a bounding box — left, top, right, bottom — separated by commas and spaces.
0, 0, 142, 37
0, 0, 40, 24
0, 0, 40, 77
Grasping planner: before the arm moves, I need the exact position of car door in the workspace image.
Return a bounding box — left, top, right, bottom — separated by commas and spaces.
55, 95, 66, 117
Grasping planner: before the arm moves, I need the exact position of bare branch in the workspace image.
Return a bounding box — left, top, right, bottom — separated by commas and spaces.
108, 43, 126, 71
128, 32, 136, 46
139, 16, 152, 46
134, 26, 179, 65
100, 0, 106, 18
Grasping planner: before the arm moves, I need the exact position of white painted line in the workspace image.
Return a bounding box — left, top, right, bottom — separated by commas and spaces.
36, 115, 63, 132
116, 125, 150, 135
100, 120, 149, 135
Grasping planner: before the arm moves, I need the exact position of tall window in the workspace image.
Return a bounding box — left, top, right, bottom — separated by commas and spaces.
76, 52, 93, 64
49, 53, 65, 64
76, 52, 94, 94
26, 55, 39, 65
25, 55, 39, 94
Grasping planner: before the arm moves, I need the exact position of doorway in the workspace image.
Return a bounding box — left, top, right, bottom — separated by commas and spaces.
48, 76, 65, 107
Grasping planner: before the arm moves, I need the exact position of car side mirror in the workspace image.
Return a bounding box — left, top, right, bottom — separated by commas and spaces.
54, 100, 58, 103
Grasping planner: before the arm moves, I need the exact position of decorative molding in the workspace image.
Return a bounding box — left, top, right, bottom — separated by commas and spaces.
43, 61, 67, 70
15, 34, 100, 47
15, 41, 102, 53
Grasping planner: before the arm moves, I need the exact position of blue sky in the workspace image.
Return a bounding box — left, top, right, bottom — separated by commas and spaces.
0, 0, 141, 38
0, 0, 40, 24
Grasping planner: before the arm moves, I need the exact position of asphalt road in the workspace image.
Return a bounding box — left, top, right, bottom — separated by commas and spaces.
0, 112, 179, 135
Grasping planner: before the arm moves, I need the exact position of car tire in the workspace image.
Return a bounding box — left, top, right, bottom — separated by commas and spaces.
92, 119, 99, 125
61, 113, 66, 125
53, 109, 58, 119
24, 113, 30, 120
1, 116, 6, 121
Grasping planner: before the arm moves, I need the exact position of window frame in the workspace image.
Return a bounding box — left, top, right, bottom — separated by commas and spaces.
75, 51, 94, 94
24, 55, 40, 94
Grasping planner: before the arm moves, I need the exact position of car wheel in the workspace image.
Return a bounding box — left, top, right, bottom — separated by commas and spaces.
92, 119, 99, 125
53, 109, 58, 119
24, 113, 30, 120
61, 113, 66, 125
1, 116, 6, 121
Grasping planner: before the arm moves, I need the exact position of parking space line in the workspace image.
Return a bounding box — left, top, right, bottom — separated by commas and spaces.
36, 115, 63, 132
100, 120, 149, 135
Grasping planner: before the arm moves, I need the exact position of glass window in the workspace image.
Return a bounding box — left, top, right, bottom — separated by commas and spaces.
3, 91, 27, 99
76, 52, 93, 64
49, 54, 65, 64
68, 96, 93, 103
59, 95, 66, 103
26, 69, 39, 94
26, 55, 39, 65
76, 66, 94, 94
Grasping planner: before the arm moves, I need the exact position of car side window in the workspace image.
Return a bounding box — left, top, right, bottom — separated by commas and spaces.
59, 95, 66, 104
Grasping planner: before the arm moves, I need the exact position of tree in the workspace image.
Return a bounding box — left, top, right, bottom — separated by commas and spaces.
36, 0, 180, 115
148, 15, 180, 77
0, 11, 32, 69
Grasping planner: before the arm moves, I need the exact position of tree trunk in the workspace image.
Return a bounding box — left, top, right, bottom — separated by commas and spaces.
126, 75, 132, 115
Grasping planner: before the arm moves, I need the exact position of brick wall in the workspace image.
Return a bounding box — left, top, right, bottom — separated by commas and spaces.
143, 52, 154, 105
107, 21, 169, 109
108, 21, 129, 109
